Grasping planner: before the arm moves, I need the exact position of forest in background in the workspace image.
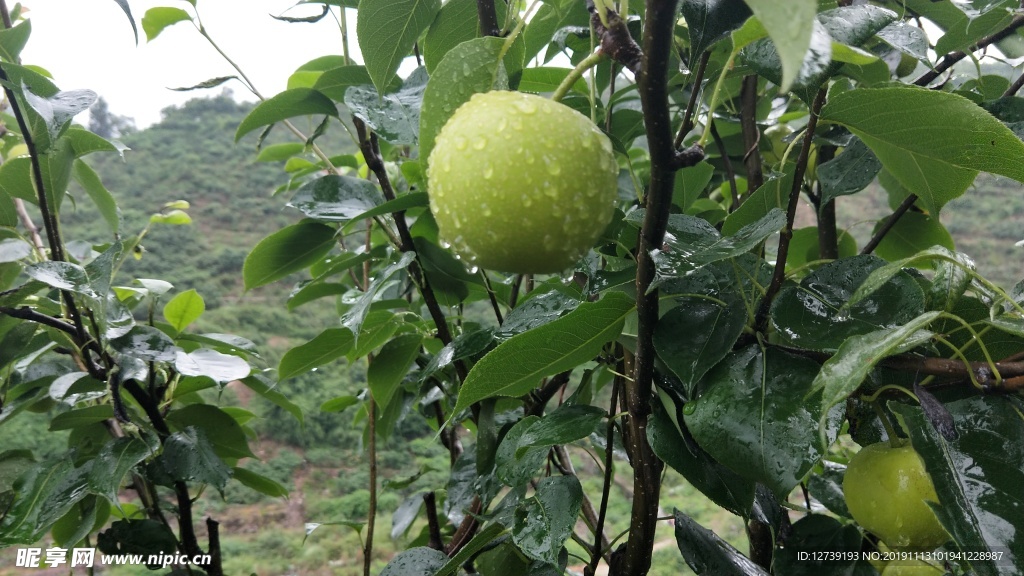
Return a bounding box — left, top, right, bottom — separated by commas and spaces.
2, 93, 1021, 575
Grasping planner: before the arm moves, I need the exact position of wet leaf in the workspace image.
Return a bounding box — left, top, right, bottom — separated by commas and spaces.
674, 509, 768, 575
685, 345, 833, 498
512, 476, 583, 565
174, 349, 250, 383
345, 67, 427, 145
453, 292, 633, 416
892, 398, 1024, 575
357, 0, 440, 95
381, 546, 450, 576
243, 221, 337, 290
279, 327, 355, 381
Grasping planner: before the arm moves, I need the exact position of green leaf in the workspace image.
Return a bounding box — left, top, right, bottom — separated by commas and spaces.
49, 405, 115, 431
512, 475, 583, 565
820, 86, 1024, 213
87, 437, 155, 504
654, 298, 747, 395
892, 398, 1024, 576
345, 67, 427, 145
496, 416, 548, 486
817, 138, 881, 206
174, 349, 250, 383
685, 345, 833, 497
340, 252, 416, 338
243, 221, 336, 289
110, 325, 177, 362
435, 523, 506, 576
742, 0, 818, 92
286, 174, 384, 222
20, 87, 96, 155
934, 0, 1015, 55
0, 457, 87, 546
812, 311, 940, 415
158, 427, 231, 489
313, 65, 400, 101
367, 333, 423, 410
381, 546, 451, 576
235, 88, 339, 141
279, 327, 355, 381
452, 292, 633, 416
166, 404, 255, 459
256, 142, 305, 162
341, 192, 429, 233
419, 36, 508, 166
673, 161, 716, 212
770, 255, 925, 351
0, 19, 31, 63
424, 0, 491, 73
241, 374, 303, 425
876, 21, 929, 62
649, 397, 754, 516
232, 467, 289, 498
320, 395, 359, 413
162, 289, 205, 333
141, 7, 192, 41
841, 246, 972, 313
673, 509, 769, 575
649, 209, 786, 284
72, 160, 120, 234
514, 404, 605, 456
681, 0, 751, 60
356, 0, 441, 95
110, 0, 139, 43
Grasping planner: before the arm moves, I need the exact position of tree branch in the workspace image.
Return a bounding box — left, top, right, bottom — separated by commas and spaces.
674, 51, 710, 150
860, 194, 917, 255
914, 16, 1024, 86
739, 75, 764, 192
476, 0, 500, 37
754, 88, 827, 334
589, 2, 643, 75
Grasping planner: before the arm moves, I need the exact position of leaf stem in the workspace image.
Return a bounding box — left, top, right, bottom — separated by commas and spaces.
551, 51, 608, 103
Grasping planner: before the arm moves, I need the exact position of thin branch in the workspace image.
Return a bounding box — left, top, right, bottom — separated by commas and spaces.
739, 74, 764, 192
674, 51, 710, 150
587, 375, 620, 576
1003, 70, 1024, 97
914, 16, 1024, 86
860, 194, 917, 255
363, 397, 377, 576
205, 518, 224, 576
709, 121, 739, 209
0, 306, 77, 335
754, 88, 827, 334
355, 120, 467, 381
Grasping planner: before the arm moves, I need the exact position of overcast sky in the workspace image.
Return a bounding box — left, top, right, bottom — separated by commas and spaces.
22, 1, 359, 128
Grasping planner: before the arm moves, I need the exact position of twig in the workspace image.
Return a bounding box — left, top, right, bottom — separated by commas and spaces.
364, 397, 377, 576
860, 194, 917, 255
709, 121, 739, 209
914, 16, 1024, 86
0, 306, 77, 335
754, 88, 827, 334
587, 374, 619, 575
205, 518, 224, 576
739, 74, 764, 192
1003, 71, 1024, 97
674, 51, 710, 150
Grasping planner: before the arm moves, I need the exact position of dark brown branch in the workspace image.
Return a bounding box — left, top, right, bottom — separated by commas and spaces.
444, 496, 482, 556
1003, 71, 1024, 97
205, 518, 224, 576
0, 306, 77, 335
587, 375, 620, 576
915, 16, 1024, 86
674, 51, 710, 150
709, 121, 739, 209
589, 3, 642, 75
424, 492, 444, 551
619, 1, 694, 572
739, 75, 764, 192
364, 397, 377, 576
815, 146, 838, 260
354, 119, 467, 381
860, 194, 917, 255
476, 0, 500, 37
754, 88, 827, 334
523, 371, 571, 417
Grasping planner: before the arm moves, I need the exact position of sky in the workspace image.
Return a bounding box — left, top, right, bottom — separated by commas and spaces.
22, 1, 360, 128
